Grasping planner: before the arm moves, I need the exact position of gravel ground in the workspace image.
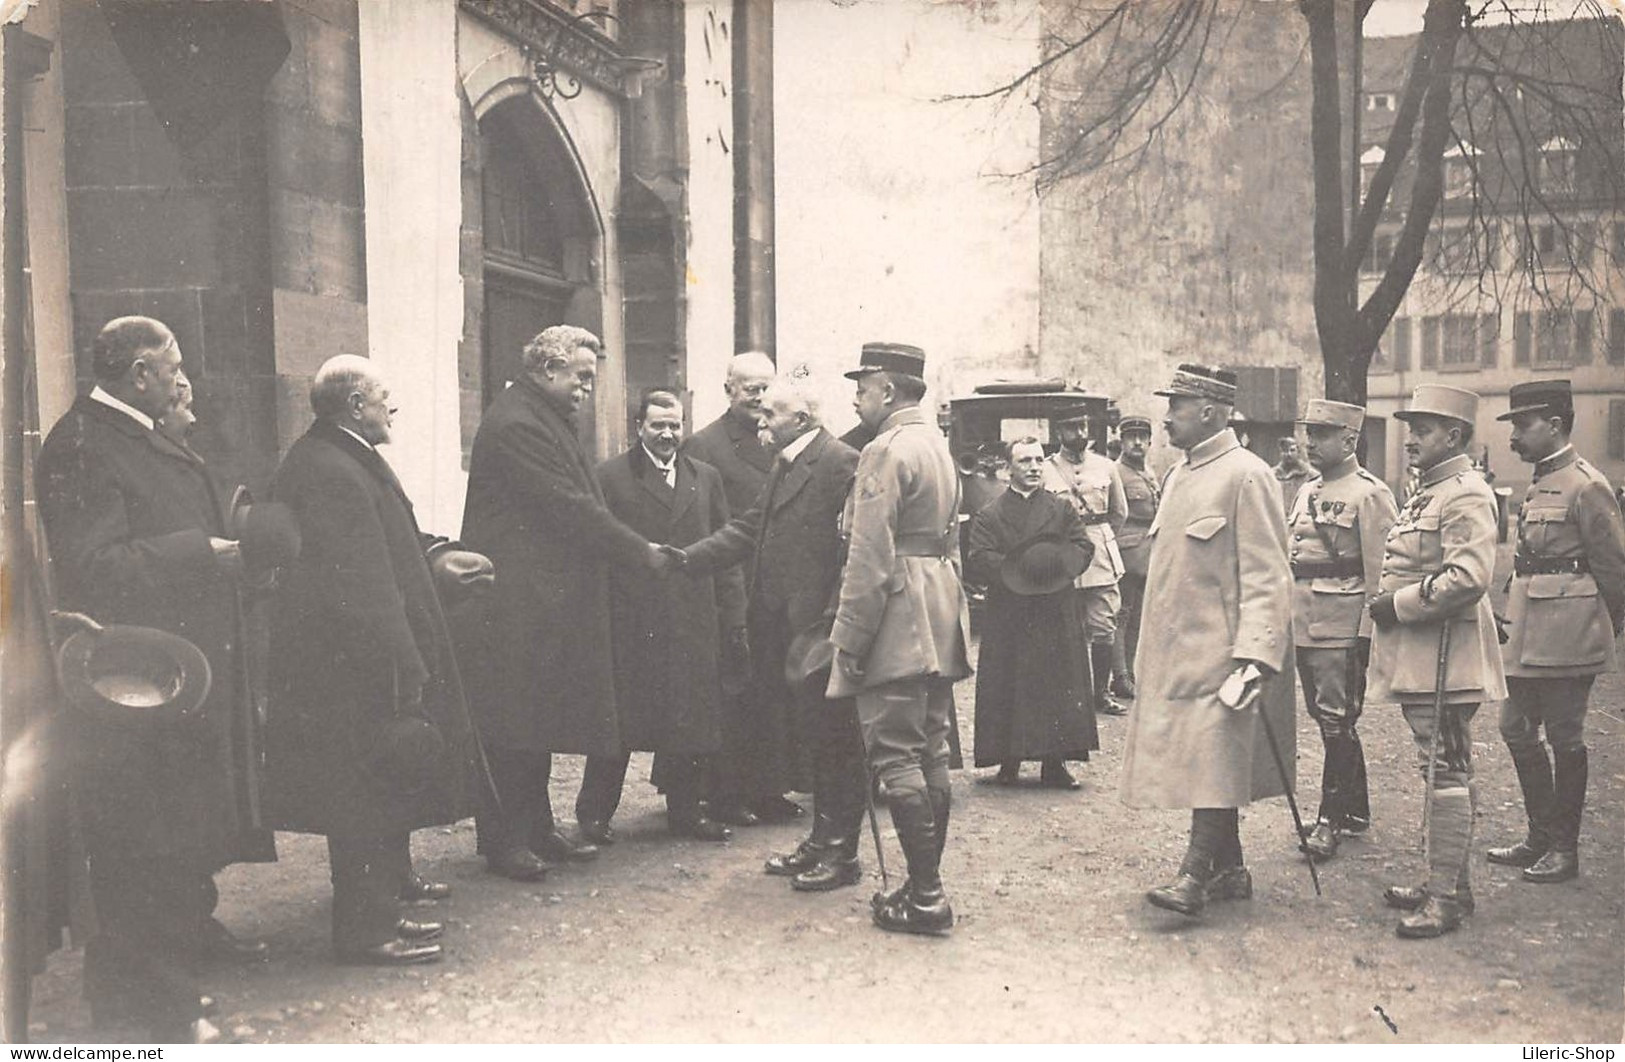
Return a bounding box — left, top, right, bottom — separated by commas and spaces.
22, 546, 1624, 1043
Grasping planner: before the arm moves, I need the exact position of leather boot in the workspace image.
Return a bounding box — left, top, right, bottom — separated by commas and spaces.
1383, 882, 1475, 914
872, 790, 953, 935
792, 834, 862, 892
1525, 747, 1585, 883
1488, 744, 1555, 867
1301, 821, 1339, 862
928, 784, 951, 863
1090, 642, 1126, 716
1148, 820, 1216, 917
1399, 787, 1471, 938
1110, 632, 1135, 698
1344, 728, 1371, 833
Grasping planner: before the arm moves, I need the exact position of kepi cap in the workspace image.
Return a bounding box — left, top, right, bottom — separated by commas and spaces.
1053, 402, 1094, 426
1393, 384, 1479, 425
1154, 364, 1238, 404
1497, 379, 1572, 421
1298, 399, 1365, 431
845, 342, 926, 381
1118, 414, 1153, 435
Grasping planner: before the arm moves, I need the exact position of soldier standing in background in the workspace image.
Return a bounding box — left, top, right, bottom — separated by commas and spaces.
1043, 406, 1129, 718
1368, 385, 1506, 938
1487, 380, 1625, 884
1273, 436, 1315, 513
1112, 415, 1159, 700
1287, 400, 1398, 863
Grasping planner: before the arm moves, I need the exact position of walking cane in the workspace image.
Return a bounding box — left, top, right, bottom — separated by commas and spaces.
1421, 621, 1454, 846
864, 767, 891, 905
1239, 678, 1322, 897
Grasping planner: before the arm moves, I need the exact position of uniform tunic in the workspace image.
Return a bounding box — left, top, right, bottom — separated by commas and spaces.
967, 487, 1098, 766
1367, 453, 1507, 706
1042, 448, 1126, 587
1115, 459, 1160, 579
1119, 429, 1295, 809
1287, 456, 1399, 649
1501, 446, 1625, 679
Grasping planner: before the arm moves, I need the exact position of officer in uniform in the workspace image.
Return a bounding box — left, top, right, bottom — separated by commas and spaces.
829, 342, 971, 936
1487, 380, 1625, 884
1043, 407, 1129, 716
1287, 400, 1398, 862
1113, 414, 1159, 699
1368, 384, 1507, 938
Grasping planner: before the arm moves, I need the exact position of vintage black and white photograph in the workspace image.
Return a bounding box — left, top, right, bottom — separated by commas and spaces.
0, 0, 1621, 1045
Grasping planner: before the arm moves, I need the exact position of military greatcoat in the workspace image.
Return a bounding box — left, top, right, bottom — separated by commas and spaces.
1502, 447, 1625, 678
1367, 453, 1507, 705
1119, 428, 1295, 808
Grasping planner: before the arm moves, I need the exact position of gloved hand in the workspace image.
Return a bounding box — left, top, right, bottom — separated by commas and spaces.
1368, 592, 1399, 631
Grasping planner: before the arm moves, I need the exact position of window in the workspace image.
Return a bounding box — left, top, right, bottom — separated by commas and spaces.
1392, 316, 1412, 371
1514, 311, 1532, 365
1610, 307, 1625, 365
1540, 138, 1578, 197
1613, 223, 1625, 265
1441, 314, 1482, 368
1480, 313, 1499, 368
1535, 310, 1573, 366
1575, 222, 1596, 269
1366, 93, 1395, 111
1421, 316, 1440, 369
1575, 309, 1594, 364
1363, 232, 1394, 274
1537, 225, 1557, 256
1611, 399, 1625, 461
1444, 158, 1475, 200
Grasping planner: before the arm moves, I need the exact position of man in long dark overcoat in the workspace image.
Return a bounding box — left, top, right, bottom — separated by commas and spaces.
575, 391, 744, 842
968, 438, 1098, 788
266, 356, 484, 965
36, 316, 272, 1041
682, 351, 808, 825
460, 326, 665, 879
678, 373, 868, 891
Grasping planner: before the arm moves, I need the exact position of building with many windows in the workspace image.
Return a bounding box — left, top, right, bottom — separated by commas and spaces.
1360, 17, 1624, 494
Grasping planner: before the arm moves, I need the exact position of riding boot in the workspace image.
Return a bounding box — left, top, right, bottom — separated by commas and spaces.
1110, 630, 1135, 698
928, 784, 951, 864
872, 789, 952, 935
1525, 747, 1585, 883
1345, 727, 1372, 833
1487, 744, 1555, 867
1090, 642, 1125, 716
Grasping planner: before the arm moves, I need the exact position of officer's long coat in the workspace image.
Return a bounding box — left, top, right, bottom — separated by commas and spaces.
1120, 429, 1295, 809
459, 378, 650, 755
1501, 447, 1625, 678
1367, 453, 1507, 705
967, 487, 1097, 765
598, 446, 745, 754
265, 422, 481, 837
827, 406, 971, 697
36, 395, 272, 865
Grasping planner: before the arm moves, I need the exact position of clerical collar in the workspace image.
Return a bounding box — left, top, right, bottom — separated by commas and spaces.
642, 444, 676, 473
337, 424, 377, 452
778, 428, 817, 464
89, 385, 155, 432
1010, 484, 1039, 499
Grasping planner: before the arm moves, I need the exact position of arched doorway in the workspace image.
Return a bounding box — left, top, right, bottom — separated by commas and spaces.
476, 96, 602, 431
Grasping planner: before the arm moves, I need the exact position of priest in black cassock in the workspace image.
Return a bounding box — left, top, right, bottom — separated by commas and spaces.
967, 437, 1098, 789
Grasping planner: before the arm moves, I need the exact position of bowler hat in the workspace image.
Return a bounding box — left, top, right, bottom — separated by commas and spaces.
1000, 533, 1094, 596
363, 715, 447, 796
1298, 399, 1365, 431
428, 545, 495, 609
1497, 379, 1572, 421
1394, 384, 1478, 425
58, 619, 212, 727
1154, 364, 1238, 404
845, 342, 926, 380
229, 486, 302, 572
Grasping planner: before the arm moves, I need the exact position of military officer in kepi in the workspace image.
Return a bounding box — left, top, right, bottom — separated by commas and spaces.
1487, 380, 1625, 884
1368, 384, 1507, 938
1288, 400, 1398, 863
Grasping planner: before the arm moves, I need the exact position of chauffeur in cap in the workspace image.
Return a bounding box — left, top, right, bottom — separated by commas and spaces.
1113, 415, 1159, 698
1487, 380, 1625, 884
1042, 405, 1129, 717
829, 342, 971, 935
1287, 400, 1398, 862
1120, 365, 1294, 918
1368, 384, 1507, 938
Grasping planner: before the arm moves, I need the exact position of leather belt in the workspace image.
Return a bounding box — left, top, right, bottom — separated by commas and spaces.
1291, 558, 1363, 580
1514, 555, 1590, 576
1080, 513, 1112, 526
895, 532, 954, 558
